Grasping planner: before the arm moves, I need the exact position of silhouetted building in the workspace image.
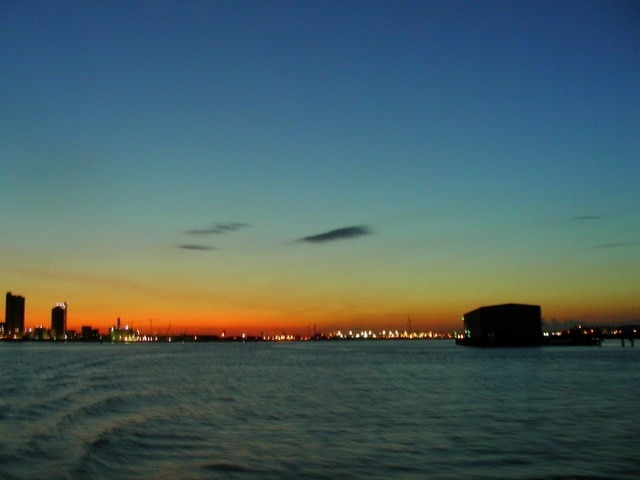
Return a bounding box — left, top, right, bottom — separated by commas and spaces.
51, 302, 67, 340
81, 325, 100, 341
5, 292, 25, 336
29, 327, 50, 341
457, 303, 543, 346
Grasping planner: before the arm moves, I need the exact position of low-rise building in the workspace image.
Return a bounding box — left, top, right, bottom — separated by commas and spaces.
457, 303, 543, 346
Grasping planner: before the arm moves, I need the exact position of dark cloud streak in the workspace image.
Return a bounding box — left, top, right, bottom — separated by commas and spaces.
178, 244, 217, 251
186, 222, 248, 235
299, 225, 372, 244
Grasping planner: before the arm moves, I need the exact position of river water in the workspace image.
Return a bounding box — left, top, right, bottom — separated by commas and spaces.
0, 340, 638, 479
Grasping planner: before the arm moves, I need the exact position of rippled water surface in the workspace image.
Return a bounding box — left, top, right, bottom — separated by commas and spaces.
1, 340, 638, 479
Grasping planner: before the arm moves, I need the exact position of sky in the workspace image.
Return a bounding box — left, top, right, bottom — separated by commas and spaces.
2, 0, 639, 336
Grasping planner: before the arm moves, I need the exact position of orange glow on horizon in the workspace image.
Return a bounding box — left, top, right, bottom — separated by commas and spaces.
20, 303, 639, 338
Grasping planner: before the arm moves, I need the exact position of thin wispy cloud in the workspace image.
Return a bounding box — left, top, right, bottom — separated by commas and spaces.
186, 222, 248, 235
572, 215, 600, 221
298, 225, 373, 244
592, 242, 632, 249
178, 244, 217, 251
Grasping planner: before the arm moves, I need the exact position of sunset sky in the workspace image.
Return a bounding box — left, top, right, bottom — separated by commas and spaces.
2, 1, 639, 335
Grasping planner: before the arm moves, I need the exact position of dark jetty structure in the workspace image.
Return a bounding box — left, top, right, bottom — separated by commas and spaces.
457, 303, 544, 347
